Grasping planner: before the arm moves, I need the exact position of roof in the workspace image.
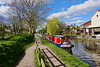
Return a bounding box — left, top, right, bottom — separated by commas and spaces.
97, 10, 100, 11
63, 31, 74, 33
80, 21, 91, 26
86, 25, 100, 28
54, 35, 69, 37
91, 10, 100, 18
46, 35, 69, 37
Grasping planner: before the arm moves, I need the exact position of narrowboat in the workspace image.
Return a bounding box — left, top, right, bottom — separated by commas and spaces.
45, 35, 74, 48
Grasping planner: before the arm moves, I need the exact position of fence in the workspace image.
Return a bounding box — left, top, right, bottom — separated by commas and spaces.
36, 41, 45, 67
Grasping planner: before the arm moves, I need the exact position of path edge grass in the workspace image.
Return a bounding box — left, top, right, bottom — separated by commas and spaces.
34, 49, 50, 67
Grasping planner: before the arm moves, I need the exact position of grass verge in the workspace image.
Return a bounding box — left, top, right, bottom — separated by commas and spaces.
34, 49, 49, 67
0, 33, 35, 67
38, 36, 90, 67
34, 49, 40, 67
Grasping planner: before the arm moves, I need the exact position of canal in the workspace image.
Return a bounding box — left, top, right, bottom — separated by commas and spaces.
68, 38, 100, 67
36, 33, 100, 67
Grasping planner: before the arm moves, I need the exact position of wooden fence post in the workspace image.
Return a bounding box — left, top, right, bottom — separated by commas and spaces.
36, 41, 45, 67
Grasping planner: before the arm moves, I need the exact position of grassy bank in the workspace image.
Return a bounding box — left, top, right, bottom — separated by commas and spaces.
38, 36, 90, 67
34, 49, 49, 67
0, 33, 35, 67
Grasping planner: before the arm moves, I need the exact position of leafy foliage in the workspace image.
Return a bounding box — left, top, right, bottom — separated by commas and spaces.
66, 25, 71, 31
0, 33, 35, 67
46, 18, 61, 35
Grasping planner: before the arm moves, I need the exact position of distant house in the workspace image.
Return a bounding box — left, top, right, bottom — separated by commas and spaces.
63, 31, 74, 34
86, 10, 100, 36
80, 21, 91, 34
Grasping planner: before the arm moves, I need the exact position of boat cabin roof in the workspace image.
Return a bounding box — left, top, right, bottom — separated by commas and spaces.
46, 35, 69, 38
54, 35, 69, 38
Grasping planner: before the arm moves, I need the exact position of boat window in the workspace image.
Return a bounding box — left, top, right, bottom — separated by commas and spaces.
54, 37, 61, 44
62, 37, 69, 44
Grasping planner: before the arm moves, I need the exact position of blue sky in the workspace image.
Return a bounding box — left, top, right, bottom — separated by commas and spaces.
47, 0, 100, 26
0, 0, 100, 26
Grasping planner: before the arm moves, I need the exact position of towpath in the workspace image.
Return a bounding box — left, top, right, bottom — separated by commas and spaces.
15, 35, 66, 67
35, 35, 66, 67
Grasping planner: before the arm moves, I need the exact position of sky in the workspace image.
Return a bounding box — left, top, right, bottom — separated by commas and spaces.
0, 0, 100, 27
47, 0, 100, 26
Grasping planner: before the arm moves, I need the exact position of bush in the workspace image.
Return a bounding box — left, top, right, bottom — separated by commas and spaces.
39, 36, 90, 67
0, 33, 35, 67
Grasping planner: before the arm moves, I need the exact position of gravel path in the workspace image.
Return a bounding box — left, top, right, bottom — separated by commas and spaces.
15, 40, 36, 67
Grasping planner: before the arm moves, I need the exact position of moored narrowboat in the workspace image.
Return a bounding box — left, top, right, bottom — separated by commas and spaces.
45, 35, 74, 48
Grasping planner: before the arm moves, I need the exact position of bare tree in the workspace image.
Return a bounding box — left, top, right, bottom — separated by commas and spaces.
60, 21, 66, 31
0, 15, 5, 38
8, 16, 19, 35
7, 0, 50, 36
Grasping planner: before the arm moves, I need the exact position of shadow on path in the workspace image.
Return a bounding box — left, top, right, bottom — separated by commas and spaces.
15, 52, 26, 67
42, 48, 66, 67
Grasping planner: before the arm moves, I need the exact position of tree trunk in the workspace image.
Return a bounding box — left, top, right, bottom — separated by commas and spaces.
29, 24, 32, 36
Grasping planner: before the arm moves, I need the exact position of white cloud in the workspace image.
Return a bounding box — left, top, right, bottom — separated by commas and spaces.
0, 0, 11, 4
70, 20, 84, 24
0, 0, 52, 4
0, 0, 52, 17
48, 0, 100, 20
0, 5, 10, 17
70, 17, 83, 20
0, 0, 5, 4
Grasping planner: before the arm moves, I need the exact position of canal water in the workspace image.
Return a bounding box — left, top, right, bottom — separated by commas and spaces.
36, 33, 100, 67
69, 38, 100, 67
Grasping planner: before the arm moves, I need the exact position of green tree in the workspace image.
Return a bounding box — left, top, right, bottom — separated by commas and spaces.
66, 25, 71, 31
76, 26, 80, 31
44, 26, 47, 33
46, 18, 61, 35
41, 28, 45, 34
72, 26, 76, 30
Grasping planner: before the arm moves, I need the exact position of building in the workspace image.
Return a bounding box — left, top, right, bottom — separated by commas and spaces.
86, 10, 100, 36
80, 21, 91, 35
80, 10, 100, 37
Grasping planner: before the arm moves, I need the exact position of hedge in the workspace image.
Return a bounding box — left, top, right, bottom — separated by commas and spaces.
0, 33, 35, 67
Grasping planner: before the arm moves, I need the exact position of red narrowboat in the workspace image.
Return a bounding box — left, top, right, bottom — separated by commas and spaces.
45, 35, 74, 48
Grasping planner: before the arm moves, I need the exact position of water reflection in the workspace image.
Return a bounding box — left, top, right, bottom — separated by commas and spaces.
70, 38, 100, 67
61, 48, 73, 55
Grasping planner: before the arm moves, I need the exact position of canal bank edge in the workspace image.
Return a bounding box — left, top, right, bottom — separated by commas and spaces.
38, 35, 90, 67
75, 35, 100, 42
